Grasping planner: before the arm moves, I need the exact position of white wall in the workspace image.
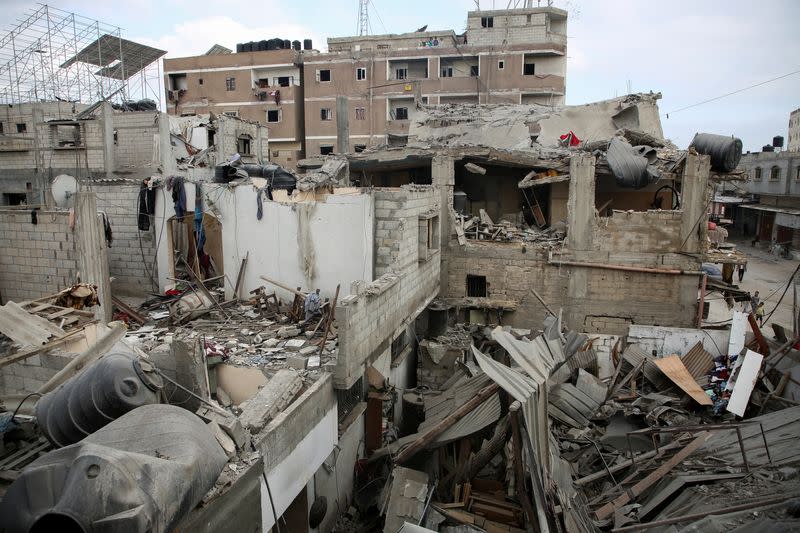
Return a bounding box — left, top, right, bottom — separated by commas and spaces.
154, 183, 374, 302
628, 325, 731, 358
260, 406, 338, 531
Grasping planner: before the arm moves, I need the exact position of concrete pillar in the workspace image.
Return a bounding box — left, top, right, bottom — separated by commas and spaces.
680, 152, 711, 253
157, 111, 174, 175
100, 102, 115, 177
336, 95, 349, 154
432, 154, 454, 295
75, 192, 112, 322
566, 153, 596, 251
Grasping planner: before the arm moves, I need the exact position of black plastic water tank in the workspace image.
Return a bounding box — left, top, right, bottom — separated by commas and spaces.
282, 39, 291, 49
243, 41, 253, 52
266, 39, 277, 50
304, 39, 313, 50
35, 352, 162, 447
774, 135, 784, 148
763, 144, 775, 152
258, 40, 268, 51
236, 43, 244, 53
292, 40, 301, 51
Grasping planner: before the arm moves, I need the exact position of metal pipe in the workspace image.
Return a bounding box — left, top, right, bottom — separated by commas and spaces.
548, 259, 704, 276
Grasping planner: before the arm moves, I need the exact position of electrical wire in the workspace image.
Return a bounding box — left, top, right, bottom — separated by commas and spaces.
663, 69, 800, 117
11, 392, 42, 420
763, 262, 800, 324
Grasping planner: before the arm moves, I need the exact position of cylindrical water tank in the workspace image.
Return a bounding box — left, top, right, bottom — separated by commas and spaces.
266, 39, 277, 50
292, 40, 301, 51
236, 43, 244, 53
773, 135, 784, 148
282, 39, 291, 50
258, 40, 268, 51
453, 191, 468, 215
763, 144, 775, 152
303, 39, 313, 50
35, 353, 163, 447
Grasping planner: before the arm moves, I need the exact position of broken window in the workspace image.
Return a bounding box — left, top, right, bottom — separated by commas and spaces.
320, 108, 333, 121
418, 213, 440, 262
355, 107, 366, 120
225, 77, 236, 91
354, 144, 366, 152
466, 275, 487, 297
393, 107, 409, 120
3, 193, 26, 205
498, 60, 504, 69
274, 76, 292, 87
113, 130, 118, 145
267, 109, 281, 122
481, 16, 494, 28
356, 67, 367, 80
16, 123, 26, 133
441, 66, 453, 78
317, 69, 331, 82
470, 65, 479, 77
753, 167, 762, 181
395, 68, 408, 80
169, 73, 187, 91
320, 145, 334, 155
237, 136, 251, 155
391, 330, 409, 359
524, 63, 536, 75
50, 124, 82, 148
770, 166, 781, 181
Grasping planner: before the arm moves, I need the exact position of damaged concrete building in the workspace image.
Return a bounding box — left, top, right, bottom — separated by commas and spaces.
1, 4, 799, 533
163, 4, 568, 164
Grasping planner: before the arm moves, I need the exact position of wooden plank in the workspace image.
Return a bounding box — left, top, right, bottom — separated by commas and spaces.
652, 355, 713, 406
45, 308, 75, 320
726, 349, 764, 417
0, 328, 87, 369
27, 303, 54, 313
594, 432, 711, 521
111, 295, 147, 325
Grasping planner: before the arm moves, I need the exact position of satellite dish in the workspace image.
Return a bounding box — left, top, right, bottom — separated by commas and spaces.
51, 174, 78, 208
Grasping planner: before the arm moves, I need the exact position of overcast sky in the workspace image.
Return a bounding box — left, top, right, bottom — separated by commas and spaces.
4, 0, 799, 151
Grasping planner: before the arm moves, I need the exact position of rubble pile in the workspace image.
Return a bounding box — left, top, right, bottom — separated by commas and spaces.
348, 312, 800, 533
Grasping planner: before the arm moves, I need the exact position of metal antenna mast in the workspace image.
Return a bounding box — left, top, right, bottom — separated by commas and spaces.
358, 0, 370, 36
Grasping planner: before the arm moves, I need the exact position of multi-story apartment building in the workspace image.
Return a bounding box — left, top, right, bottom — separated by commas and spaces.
162, 5, 567, 165
303, 6, 567, 155
788, 107, 800, 152
163, 48, 304, 168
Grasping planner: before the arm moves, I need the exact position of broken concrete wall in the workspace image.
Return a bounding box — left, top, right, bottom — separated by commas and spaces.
93, 182, 158, 295
628, 325, 730, 358
254, 374, 337, 531
0, 209, 79, 302
334, 186, 440, 389
153, 183, 373, 301
111, 110, 160, 173
215, 114, 269, 164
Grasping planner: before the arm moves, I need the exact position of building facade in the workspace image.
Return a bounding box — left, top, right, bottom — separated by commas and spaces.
737, 149, 800, 251
162, 5, 568, 164
789, 107, 800, 152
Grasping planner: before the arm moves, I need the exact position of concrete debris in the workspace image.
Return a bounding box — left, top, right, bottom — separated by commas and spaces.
238, 369, 303, 434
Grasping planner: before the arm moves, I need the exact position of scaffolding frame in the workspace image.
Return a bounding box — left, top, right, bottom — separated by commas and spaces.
0, 4, 165, 106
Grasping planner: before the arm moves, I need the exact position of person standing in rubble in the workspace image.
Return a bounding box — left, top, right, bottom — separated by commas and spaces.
304, 288, 322, 321
749, 291, 760, 314
756, 302, 766, 327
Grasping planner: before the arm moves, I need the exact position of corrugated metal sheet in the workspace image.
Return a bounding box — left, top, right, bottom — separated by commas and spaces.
491, 326, 554, 384
549, 383, 601, 428
419, 373, 501, 444
0, 301, 65, 346
682, 341, 714, 382
623, 344, 670, 389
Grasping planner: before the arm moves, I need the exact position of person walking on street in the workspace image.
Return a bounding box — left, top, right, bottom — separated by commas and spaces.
738, 263, 746, 282
750, 291, 760, 314
756, 302, 765, 327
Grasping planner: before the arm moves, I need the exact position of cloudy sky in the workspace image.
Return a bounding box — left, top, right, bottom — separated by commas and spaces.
4, 0, 798, 151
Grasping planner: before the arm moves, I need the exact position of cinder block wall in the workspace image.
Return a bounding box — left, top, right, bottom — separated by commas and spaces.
334, 186, 441, 389
0, 209, 79, 303
92, 183, 158, 295
0, 351, 72, 396
112, 111, 160, 170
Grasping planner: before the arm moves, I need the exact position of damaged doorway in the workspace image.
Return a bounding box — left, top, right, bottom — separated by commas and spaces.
166, 213, 224, 287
